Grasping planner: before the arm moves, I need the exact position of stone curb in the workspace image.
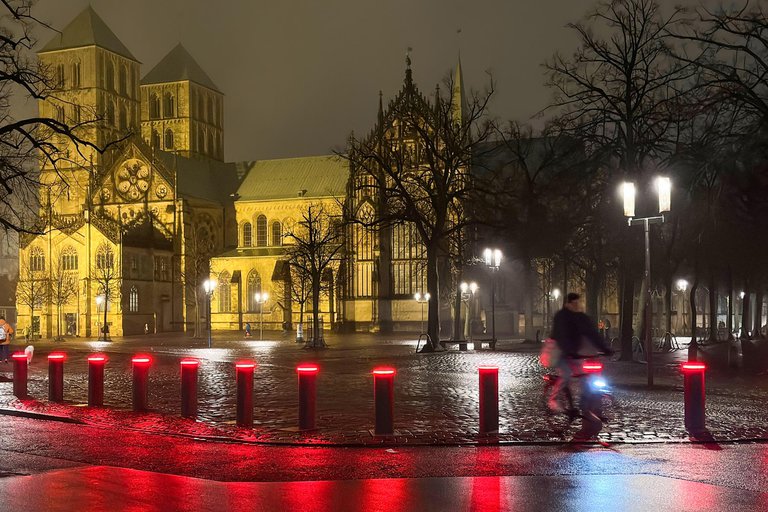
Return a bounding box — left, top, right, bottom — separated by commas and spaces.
0, 407, 84, 425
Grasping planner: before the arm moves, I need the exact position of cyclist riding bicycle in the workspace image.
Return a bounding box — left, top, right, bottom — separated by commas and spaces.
547, 292, 613, 413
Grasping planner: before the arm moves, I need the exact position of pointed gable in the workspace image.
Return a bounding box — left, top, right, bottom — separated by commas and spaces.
141, 43, 220, 92
39, 6, 136, 60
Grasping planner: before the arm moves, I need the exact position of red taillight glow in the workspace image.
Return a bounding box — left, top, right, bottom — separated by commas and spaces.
132, 356, 152, 364
235, 361, 256, 369
180, 358, 200, 367
47, 353, 66, 361
478, 366, 498, 372
11, 352, 26, 360
583, 362, 603, 372
87, 354, 107, 363
372, 368, 395, 376
297, 365, 318, 373
681, 362, 706, 371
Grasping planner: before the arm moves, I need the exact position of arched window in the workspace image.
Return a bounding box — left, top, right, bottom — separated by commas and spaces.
30, 247, 45, 272
54, 104, 65, 123
218, 272, 231, 312
271, 221, 282, 246
256, 215, 267, 247
105, 60, 114, 90
71, 61, 81, 88
119, 104, 128, 131
151, 129, 160, 149
119, 64, 127, 95
163, 92, 175, 118
164, 128, 174, 149
242, 222, 252, 247
106, 101, 115, 126
61, 247, 78, 271
206, 95, 213, 122
55, 63, 65, 88
96, 246, 114, 270
129, 286, 139, 312
246, 271, 261, 311
149, 93, 160, 119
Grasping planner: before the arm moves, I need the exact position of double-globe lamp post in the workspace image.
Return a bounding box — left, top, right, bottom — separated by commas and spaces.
254, 292, 269, 340
622, 176, 672, 387
414, 292, 430, 337
460, 281, 478, 345
483, 248, 502, 343
203, 279, 217, 348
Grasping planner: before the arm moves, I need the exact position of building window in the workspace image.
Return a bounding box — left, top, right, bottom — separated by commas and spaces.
198, 129, 204, 153
242, 222, 252, 247
61, 248, 78, 271
207, 132, 213, 155
72, 105, 81, 124
149, 93, 160, 119
218, 272, 231, 312
71, 61, 80, 88
129, 286, 138, 312
271, 221, 282, 246
106, 60, 114, 91
198, 96, 204, 120
106, 101, 115, 126
130, 256, 138, 271
55, 63, 65, 88
154, 256, 169, 281
119, 64, 127, 95
206, 95, 213, 122
54, 104, 65, 123
30, 247, 45, 272
119, 104, 128, 131
164, 129, 174, 149
151, 129, 160, 149
163, 92, 175, 118
246, 271, 261, 311
96, 246, 114, 270
256, 215, 267, 247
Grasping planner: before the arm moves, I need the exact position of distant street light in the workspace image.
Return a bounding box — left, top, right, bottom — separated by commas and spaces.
552, 288, 561, 302
483, 248, 502, 344
460, 281, 478, 344
623, 176, 672, 385
254, 292, 269, 340
676, 279, 689, 331
414, 292, 431, 337
95, 294, 106, 341
203, 279, 217, 348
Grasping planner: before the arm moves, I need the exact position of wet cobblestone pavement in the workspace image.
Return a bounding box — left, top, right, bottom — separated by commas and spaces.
1, 332, 767, 446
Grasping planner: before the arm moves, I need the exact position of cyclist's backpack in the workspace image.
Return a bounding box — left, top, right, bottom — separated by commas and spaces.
539, 338, 561, 368
0, 325, 6, 341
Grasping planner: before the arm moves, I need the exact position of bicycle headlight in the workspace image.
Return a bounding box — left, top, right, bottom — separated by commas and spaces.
592, 378, 608, 390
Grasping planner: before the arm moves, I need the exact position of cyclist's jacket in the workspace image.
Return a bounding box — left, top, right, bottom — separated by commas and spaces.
551, 309, 610, 357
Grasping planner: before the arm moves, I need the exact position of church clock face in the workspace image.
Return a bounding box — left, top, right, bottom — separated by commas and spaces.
115, 159, 151, 201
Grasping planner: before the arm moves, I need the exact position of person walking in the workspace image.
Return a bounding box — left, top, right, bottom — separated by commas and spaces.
0, 316, 14, 363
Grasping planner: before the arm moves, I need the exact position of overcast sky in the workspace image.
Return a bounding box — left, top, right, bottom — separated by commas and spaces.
33, 0, 625, 162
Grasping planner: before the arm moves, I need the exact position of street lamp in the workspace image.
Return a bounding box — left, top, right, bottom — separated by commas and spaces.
460, 281, 478, 345
623, 176, 671, 386
203, 279, 216, 348
483, 248, 502, 343
676, 279, 689, 331
254, 292, 269, 340
95, 294, 105, 341
414, 292, 431, 336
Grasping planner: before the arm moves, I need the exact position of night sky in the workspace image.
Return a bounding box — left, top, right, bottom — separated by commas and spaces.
31, 1, 644, 161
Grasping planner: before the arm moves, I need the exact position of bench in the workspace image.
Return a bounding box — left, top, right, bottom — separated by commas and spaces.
440, 339, 497, 351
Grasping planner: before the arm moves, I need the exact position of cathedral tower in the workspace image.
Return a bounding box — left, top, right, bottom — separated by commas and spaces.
140, 44, 224, 161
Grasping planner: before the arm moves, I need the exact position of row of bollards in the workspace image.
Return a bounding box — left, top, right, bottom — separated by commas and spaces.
9, 351, 707, 436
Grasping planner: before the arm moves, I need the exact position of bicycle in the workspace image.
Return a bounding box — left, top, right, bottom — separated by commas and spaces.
541, 356, 615, 439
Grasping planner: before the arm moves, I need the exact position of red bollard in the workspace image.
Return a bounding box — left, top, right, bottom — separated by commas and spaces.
180, 359, 199, 419
297, 365, 318, 430
47, 352, 66, 403
87, 354, 107, 407
12, 352, 27, 398
373, 367, 395, 436
681, 362, 706, 433
132, 355, 152, 412
478, 366, 499, 434
236, 361, 256, 427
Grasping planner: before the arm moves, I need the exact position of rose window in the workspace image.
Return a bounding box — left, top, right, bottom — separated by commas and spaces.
116, 159, 151, 201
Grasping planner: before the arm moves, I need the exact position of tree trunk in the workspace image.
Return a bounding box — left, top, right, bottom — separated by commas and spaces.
664, 273, 672, 335
619, 268, 635, 361
453, 268, 463, 341
586, 269, 600, 319
753, 283, 763, 339
727, 269, 734, 340
708, 274, 717, 342
690, 279, 698, 344
524, 259, 535, 340
312, 277, 322, 348
423, 243, 440, 351
741, 281, 751, 340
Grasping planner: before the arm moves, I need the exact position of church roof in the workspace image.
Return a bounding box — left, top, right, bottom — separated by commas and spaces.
236, 156, 349, 201
141, 44, 220, 92
39, 6, 136, 60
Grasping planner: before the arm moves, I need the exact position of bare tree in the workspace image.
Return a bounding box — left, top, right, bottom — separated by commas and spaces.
343, 67, 495, 350
179, 222, 213, 338
15, 262, 45, 338
283, 204, 343, 348
0, 1, 125, 233
273, 261, 312, 339
49, 251, 77, 341
91, 244, 119, 339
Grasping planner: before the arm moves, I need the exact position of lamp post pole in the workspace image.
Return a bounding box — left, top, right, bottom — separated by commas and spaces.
255, 292, 269, 340
203, 279, 217, 349
623, 177, 671, 388
483, 248, 502, 343
95, 295, 104, 341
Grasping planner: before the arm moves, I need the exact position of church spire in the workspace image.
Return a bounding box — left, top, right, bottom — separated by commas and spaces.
452, 56, 467, 124
404, 47, 413, 89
